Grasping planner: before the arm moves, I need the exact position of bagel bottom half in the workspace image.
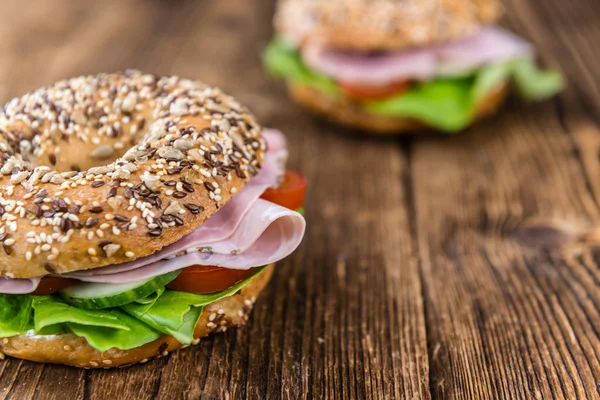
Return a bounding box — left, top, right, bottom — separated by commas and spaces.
287, 83, 510, 134
0, 265, 274, 368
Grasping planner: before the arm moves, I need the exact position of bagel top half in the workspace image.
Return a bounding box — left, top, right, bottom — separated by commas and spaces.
275, 0, 504, 51
0, 70, 265, 279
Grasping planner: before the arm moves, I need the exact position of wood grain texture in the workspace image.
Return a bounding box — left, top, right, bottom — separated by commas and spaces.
0, 0, 599, 398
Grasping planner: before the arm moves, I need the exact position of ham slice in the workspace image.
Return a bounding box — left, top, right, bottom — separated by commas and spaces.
64, 128, 303, 282
303, 44, 436, 86
436, 28, 533, 75
301, 27, 533, 86
65, 199, 304, 283
189, 130, 288, 242
262, 128, 288, 153
0, 276, 41, 294
0, 128, 305, 292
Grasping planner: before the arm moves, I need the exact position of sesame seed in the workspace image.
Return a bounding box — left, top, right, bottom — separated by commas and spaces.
0, 70, 265, 278
91, 180, 105, 188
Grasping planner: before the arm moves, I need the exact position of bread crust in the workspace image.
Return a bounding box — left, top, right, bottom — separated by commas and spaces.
275, 0, 503, 51
287, 83, 510, 134
0, 71, 266, 278
0, 264, 274, 368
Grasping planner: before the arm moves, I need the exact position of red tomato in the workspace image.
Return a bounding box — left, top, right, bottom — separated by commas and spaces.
32, 277, 77, 295
169, 171, 307, 295
166, 266, 257, 294
260, 170, 307, 211
339, 80, 411, 101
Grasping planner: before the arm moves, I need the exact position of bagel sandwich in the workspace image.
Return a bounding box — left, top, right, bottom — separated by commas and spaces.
263, 0, 564, 134
0, 71, 307, 368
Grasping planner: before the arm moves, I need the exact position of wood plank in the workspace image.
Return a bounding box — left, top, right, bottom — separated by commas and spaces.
412, 114, 600, 398
0, 1, 196, 399
141, 0, 430, 398
413, 0, 600, 396
0, 0, 429, 398
1, 0, 600, 397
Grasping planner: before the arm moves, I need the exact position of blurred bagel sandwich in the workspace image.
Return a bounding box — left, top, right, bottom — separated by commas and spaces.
264, 0, 564, 134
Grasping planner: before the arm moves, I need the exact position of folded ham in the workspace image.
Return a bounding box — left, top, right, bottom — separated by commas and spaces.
0, 129, 306, 292
0, 276, 41, 294
302, 27, 533, 86
66, 198, 304, 283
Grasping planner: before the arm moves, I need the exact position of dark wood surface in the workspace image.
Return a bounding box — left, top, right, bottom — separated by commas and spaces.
0, 0, 599, 398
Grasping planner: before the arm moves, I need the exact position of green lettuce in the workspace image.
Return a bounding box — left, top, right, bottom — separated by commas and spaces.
32, 296, 162, 352
134, 286, 165, 305
32, 296, 130, 331
512, 58, 565, 100
263, 37, 564, 132
365, 77, 475, 131
470, 62, 513, 104
366, 58, 563, 131
122, 267, 265, 344
263, 37, 339, 97
0, 268, 267, 352
67, 312, 161, 352
0, 294, 34, 337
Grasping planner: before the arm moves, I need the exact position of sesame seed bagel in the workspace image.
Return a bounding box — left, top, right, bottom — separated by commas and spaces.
287, 82, 510, 134
275, 0, 503, 51
0, 70, 266, 279
0, 264, 274, 368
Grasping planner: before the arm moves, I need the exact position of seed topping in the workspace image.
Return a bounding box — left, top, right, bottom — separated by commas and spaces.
0, 70, 265, 279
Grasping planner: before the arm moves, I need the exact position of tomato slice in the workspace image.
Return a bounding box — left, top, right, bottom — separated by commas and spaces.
166, 265, 257, 294
339, 80, 411, 101
169, 171, 307, 294
36, 172, 307, 296
32, 277, 77, 295
261, 170, 307, 211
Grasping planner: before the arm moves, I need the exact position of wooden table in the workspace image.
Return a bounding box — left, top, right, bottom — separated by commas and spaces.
1, 0, 599, 398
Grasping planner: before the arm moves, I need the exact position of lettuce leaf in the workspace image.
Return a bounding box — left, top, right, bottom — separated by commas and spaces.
365, 78, 475, 131
134, 286, 165, 305
32, 296, 129, 331
122, 292, 204, 344
367, 58, 563, 131
0, 294, 34, 337
32, 296, 161, 351
263, 38, 564, 131
121, 267, 265, 345
0, 267, 267, 351
470, 62, 513, 104
67, 312, 161, 352
512, 58, 565, 101
263, 37, 339, 97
